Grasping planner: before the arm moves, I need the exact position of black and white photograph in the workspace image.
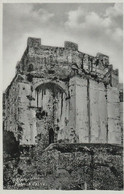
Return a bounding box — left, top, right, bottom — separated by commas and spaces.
1, 0, 123, 191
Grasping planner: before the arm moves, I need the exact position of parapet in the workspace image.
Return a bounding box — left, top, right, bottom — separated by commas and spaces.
19, 37, 121, 86
27, 37, 41, 48
96, 52, 109, 66
96, 52, 109, 58
64, 41, 78, 51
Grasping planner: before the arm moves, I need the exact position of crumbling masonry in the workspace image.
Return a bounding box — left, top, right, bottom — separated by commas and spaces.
3, 37, 123, 149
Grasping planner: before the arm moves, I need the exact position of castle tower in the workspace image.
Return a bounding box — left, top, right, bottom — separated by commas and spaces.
3, 37, 123, 149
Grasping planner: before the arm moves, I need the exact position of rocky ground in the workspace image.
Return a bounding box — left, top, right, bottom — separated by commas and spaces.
3, 132, 123, 190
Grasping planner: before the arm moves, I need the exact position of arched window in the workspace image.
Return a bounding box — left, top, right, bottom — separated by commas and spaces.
28, 64, 33, 72
49, 128, 54, 144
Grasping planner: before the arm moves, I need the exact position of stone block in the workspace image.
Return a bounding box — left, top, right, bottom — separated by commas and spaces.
27, 37, 41, 48
64, 41, 78, 51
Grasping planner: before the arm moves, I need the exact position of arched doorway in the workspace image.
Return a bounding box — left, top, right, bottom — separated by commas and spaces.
35, 82, 67, 146
49, 128, 54, 144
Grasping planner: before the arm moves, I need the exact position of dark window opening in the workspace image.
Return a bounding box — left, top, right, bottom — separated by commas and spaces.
56, 126, 59, 131
28, 64, 33, 72
27, 74, 33, 82
36, 110, 47, 120
44, 90, 46, 95
81, 60, 84, 70
49, 128, 54, 144
48, 70, 55, 74
119, 92, 123, 102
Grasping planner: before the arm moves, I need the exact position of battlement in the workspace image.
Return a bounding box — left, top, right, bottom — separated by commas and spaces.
64, 41, 78, 51
16, 37, 120, 86
27, 37, 41, 48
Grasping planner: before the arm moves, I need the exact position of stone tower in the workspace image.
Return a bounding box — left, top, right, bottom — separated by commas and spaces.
3, 37, 123, 150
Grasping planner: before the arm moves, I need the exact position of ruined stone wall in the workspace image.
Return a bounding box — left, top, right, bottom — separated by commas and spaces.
89, 80, 108, 143
4, 78, 37, 145
75, 77, 89, 143
4, 77, 19, 141
17, 82, 37, 145
119, 83, 123, 144
3, 37, 122, 147
3, 143, 123, 190
18, 37, 113, 84
107, 86, 122, 144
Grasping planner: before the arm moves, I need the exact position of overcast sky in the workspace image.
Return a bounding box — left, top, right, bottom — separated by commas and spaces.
3, 3, 123, 90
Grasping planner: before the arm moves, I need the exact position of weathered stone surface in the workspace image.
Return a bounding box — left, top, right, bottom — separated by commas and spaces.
3, 37, 123, 191
89, 80, 108, 143
107, 86, 122, 144
3, 37, 123, 147
119, 83, 123, 144
75, 77, 89, 143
